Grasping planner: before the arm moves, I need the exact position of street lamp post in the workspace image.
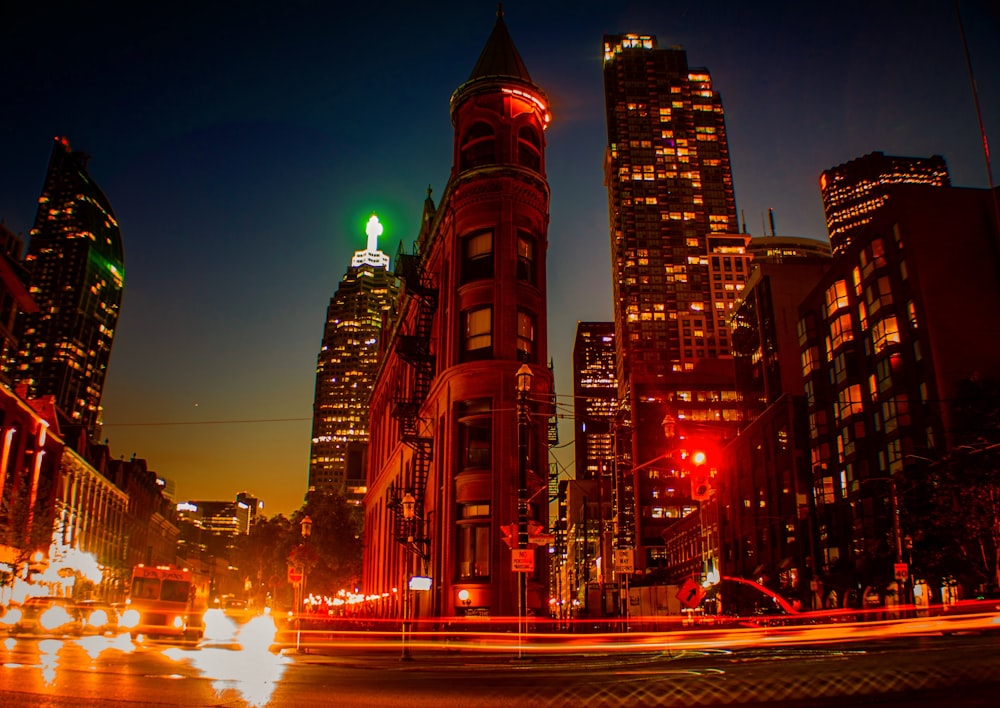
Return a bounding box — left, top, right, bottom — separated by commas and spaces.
515, 363, 533, 660
296, 515, 313, 653
400, 492, 415, 661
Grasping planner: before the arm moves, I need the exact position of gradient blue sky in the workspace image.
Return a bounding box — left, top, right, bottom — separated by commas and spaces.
2, 1, 997, 517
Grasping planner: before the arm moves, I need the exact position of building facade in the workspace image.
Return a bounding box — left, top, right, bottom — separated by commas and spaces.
722, 247, 832, 611
572, 322, 616, 481
0, 223, 36, 386
798, 184, 1000, 601
601, 34, 745, 576
309, 215, 398, 497
13, 137, 124, 437
819, 151, 950, 256
0, 388, 65, 584
364, 10, 552, 620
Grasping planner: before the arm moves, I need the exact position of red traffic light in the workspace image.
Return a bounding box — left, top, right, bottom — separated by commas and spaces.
691, 450, 707, 466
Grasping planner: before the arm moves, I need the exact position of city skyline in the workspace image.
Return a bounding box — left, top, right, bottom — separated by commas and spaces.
1, 1, 997, 516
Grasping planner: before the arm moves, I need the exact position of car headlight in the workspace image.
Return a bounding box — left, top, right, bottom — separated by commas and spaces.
172, 616, 184, 629
40, 606, 73, 631
119, 609, 140, 628
88, 609, 108, 627
2, 608, 22, 625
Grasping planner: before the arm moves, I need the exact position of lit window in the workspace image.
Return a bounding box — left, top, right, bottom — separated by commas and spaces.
838, 384, 864, 419
824, 280, 850, 316
829, 313, 854, 350
871, 316, 900, 353
517, 231, 535, 283
462, 230, 493, 283
517, 309, 536, 362
462, 306, 492, 360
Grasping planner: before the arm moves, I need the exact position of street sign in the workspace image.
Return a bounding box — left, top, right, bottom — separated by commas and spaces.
676, 578, 706, 609
287, 566, 303, 584
615, 548, 634, 574
502, 522, 553, 548
894, 562, 909, 583
500, 524, 518, 549
409, 575, 433, 591
511, 548, 535, 573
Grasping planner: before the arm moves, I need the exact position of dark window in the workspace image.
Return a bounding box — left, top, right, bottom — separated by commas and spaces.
457, 522, 490, 580
517, 126, 541, 171
459, 420, 491, 470
460, 122, 495, 170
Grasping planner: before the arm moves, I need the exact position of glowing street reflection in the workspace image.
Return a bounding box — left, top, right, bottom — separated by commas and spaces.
163, 613, 286, 708
38, 638, 62, 684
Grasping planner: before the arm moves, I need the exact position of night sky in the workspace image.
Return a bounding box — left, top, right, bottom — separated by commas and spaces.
2, 1, 997, 517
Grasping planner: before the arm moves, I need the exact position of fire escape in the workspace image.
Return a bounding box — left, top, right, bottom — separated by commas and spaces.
390, 247, 436, 559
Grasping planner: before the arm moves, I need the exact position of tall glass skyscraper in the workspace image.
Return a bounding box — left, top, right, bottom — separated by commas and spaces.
14, 137, 124, 437
602, 35, 746, 573
572, 322, 616, 481
308, 215, 398, 499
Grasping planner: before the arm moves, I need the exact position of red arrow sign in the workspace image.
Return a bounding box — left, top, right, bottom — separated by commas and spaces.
500, 524, 518, 548
676, 578, 706, 609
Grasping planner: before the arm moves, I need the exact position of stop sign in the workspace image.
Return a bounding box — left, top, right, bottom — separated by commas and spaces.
287, 566, 303, 584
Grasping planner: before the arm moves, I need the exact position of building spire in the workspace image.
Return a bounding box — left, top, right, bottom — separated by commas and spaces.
351, 214, 390, 269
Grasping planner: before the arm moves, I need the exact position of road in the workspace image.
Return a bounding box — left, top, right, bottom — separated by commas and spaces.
1, 618, 999, 707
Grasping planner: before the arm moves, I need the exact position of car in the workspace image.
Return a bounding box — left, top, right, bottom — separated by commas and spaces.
222, 598, 255, 623
10, 596, 82, 636
71, 600, 120, 635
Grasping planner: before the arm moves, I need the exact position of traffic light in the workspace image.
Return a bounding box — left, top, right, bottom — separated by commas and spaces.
689, 448, 712, 501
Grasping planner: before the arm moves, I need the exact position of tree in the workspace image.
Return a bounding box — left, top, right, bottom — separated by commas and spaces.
237, 513, 294, 609
294, 490, 363, 596
911, 375, 1000, 592
234, 490, 363, 610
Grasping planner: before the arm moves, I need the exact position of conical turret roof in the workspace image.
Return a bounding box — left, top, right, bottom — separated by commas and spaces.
467, 7, 532, 83
451, 6, 547, 118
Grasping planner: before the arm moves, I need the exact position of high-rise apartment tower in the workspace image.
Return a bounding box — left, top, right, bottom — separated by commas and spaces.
572, 322, 616, 481
14, 137, 124, 437
309, 215, 398, 497
819, 151, 950, 255
602, 35, 746, 574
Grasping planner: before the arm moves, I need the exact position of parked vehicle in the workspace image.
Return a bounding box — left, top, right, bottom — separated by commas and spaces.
72, 600, 120, 635
222, 598, 256, 623
8, 596, 81, 635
